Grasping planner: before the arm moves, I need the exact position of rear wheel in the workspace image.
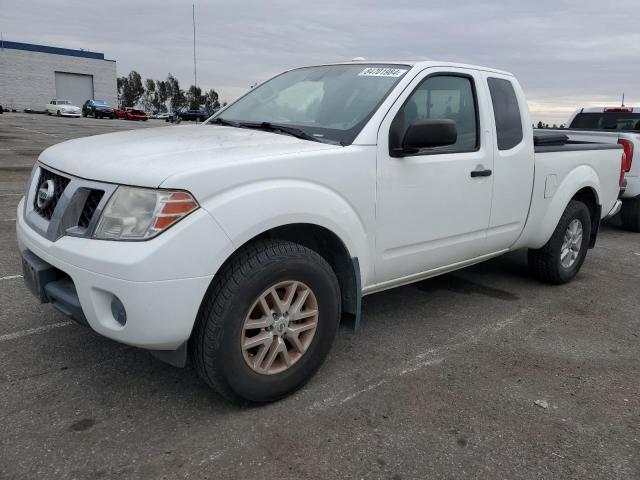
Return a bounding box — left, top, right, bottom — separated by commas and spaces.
620, 196, 640, 232
190, 239, 341, 404
528, 200, 591, 284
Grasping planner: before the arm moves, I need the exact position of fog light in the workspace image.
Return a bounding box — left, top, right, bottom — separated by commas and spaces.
110, 296, 127, 326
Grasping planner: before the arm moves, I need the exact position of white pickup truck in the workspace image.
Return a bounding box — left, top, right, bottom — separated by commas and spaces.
17, 61, 625, 403
554, 106, 640, 231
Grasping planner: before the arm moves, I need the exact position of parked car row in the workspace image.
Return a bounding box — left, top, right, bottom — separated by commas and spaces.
41, 99, 217, 123
45, 99, 149, 121
18, 60, 630, 405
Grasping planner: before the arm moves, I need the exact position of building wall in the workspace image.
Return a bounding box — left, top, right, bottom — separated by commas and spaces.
0, 48, 117, 111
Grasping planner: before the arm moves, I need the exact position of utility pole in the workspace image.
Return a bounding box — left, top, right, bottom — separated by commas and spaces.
621, 92, 625, 107
192, 4, 197, 89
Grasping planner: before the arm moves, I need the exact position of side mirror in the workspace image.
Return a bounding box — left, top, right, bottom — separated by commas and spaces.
401, 119, 457, 154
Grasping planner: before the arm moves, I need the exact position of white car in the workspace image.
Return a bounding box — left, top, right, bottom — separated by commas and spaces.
549, 106, 640, 231
17, 61, 625, 403
46, 99, 81, 117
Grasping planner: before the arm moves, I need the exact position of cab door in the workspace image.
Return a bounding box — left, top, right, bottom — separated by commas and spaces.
374, 68, 496, 284
482, 73, 535, 251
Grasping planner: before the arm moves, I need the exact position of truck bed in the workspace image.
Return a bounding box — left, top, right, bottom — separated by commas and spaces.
533, 130, 624, 153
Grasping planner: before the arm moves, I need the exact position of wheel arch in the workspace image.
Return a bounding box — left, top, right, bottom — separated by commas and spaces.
521, 166, 603, 249
202, 222, 363, 330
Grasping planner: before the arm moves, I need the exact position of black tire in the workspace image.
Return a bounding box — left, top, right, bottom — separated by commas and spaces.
56, 110, 61, 117
528, 200, 592, 284
620, 196, 640, 232
190, 239, 341, 404
94, 111, 99, 119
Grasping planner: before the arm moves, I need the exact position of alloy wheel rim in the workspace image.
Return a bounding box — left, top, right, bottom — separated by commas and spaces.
241, 280, 319, 375
560, 219, 583, 269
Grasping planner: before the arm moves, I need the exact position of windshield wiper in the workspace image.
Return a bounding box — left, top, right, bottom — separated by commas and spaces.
210, 117, 242, 128
239, 122, 332, 144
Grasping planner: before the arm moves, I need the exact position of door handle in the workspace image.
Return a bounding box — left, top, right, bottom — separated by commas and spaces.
470, 169, 492, 178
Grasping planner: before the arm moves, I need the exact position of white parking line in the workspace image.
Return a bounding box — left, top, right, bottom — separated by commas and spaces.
0, 321, 73, 343
0, 193, 23, 197
15, 126, 59, 137
2, 218, 16, 222
310, 312, 523, 411
0, 274, 23, 281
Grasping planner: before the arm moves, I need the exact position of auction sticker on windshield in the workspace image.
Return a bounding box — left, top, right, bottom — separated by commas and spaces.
358, 67, 407, 77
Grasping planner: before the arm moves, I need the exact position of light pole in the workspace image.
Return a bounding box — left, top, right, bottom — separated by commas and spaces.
193, 4, 197, 90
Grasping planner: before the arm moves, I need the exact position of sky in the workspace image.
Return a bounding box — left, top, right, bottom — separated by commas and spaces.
2, 0, 639, 125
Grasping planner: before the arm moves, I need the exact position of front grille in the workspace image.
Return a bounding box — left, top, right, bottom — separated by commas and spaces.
78, 190, 104, 228
33, 168, 70, 220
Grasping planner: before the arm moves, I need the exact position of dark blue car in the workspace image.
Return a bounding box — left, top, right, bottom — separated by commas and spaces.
82, 99, 115, 119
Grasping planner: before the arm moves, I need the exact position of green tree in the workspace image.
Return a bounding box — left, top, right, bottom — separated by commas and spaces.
118, 71, 145, 107
186, 85, 203, 110
167, 74, 187, 111
536, 121, 543, 129
203, 89, 220, 110
141, 78, 156, 112
156, 80, 169, 112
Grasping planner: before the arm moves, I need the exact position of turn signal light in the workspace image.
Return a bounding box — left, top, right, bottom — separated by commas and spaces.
152, 192, 199, 232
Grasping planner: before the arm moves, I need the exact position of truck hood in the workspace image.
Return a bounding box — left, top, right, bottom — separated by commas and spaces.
39, 125, 340, 187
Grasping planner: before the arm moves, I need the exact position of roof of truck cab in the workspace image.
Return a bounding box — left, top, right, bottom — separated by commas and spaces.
575, 107, 639, 113
304, 60, 513, 76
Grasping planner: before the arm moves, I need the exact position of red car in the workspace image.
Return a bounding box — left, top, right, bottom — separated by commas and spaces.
114, 108, 148, 121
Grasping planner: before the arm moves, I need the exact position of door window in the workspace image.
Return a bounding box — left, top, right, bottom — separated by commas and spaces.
487, 77, 523, 150
391, 75, 479, 154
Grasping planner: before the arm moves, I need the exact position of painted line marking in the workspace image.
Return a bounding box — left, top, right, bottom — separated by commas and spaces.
0, 321, 73, 343
0, 275, 23, 281
2, 218, 16, 222
15, 126, 59, 137
0, 193, 23, 197
310, 312, 524, 411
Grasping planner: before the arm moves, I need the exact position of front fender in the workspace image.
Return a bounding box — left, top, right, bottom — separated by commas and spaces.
199, 179, 372, 284
519, 165, 602, 249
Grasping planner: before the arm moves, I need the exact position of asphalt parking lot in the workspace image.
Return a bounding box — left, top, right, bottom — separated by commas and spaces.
1, 112, 639, 479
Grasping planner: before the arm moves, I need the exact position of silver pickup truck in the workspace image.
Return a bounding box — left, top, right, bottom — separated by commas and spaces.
553, 107, 640, 231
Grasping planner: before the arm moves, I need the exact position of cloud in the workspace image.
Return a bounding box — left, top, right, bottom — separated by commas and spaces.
3, 0, 638, 123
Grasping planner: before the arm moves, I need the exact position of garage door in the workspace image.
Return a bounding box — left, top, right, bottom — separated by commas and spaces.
54, 72, 94, 107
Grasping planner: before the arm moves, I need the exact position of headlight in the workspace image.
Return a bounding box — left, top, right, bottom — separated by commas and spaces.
94, 187, 199, 240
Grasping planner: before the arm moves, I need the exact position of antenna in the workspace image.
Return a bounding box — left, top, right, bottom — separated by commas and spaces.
621, 92, 625, 107
192, 4, 197, 89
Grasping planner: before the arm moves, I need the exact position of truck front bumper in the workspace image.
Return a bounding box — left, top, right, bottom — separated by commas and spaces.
16, 198, 232, 351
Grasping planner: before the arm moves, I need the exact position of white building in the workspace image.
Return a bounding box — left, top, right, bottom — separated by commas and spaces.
0, 40, 117, 111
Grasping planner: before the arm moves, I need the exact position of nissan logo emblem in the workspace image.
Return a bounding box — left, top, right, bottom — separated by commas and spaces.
37, 179, 56, 209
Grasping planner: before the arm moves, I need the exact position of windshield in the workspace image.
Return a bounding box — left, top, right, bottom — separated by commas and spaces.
57, 100, 72, 105
211, 64, 410, 144
570, 112, 640, 131
93, 100, 107, 106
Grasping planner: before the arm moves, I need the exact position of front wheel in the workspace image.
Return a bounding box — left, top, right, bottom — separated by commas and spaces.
190, 239, 341, 404
528, 200, 591, 284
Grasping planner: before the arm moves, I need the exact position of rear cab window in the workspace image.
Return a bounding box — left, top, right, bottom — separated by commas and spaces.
569, 112, 640, 131
487, 77, 523, 150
